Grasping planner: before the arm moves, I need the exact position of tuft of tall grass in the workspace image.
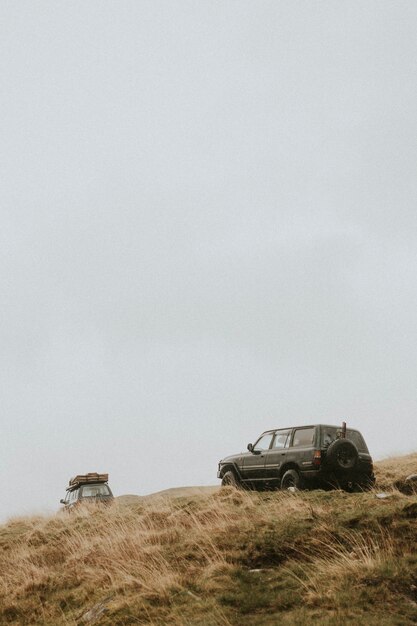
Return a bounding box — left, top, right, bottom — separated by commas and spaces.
288, 524, 396, 604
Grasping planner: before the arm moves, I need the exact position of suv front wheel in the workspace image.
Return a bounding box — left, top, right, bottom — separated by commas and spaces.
221, 470, 240, 488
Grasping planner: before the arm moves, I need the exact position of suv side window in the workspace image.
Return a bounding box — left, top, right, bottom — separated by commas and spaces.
291, 427, 315, 447
253, 433, 274, 451
272, 429, 291, 449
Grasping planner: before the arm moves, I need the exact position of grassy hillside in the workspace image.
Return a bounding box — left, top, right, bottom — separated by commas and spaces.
1, 455, 416, 625
117, 486, 219, 505
374, 452, 417, 491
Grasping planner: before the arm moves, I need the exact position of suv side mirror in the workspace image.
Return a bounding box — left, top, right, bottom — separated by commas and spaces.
247, 443, 253, 452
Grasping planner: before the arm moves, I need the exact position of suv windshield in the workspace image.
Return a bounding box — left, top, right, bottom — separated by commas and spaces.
321, 427, 368, 453
80, 484, 111, 497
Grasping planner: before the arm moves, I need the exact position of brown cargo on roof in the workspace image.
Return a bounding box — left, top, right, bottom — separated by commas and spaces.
67, 473, 109, 489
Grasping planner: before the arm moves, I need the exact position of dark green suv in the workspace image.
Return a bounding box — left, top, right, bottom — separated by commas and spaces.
217, 424, 374, 491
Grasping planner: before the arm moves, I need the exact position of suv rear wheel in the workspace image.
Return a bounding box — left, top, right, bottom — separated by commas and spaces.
281, 469, 302, 490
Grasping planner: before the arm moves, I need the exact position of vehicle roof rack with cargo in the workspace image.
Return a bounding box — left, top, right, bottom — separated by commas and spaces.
60, 472, 114, 510
67, 473, 109, 491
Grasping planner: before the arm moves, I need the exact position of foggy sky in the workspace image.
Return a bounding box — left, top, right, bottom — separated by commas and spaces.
1, 1, 417, 520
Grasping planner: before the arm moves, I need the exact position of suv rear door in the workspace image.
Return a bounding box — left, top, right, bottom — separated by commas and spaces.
320, 426, 373, 475
285, 426, 317, 469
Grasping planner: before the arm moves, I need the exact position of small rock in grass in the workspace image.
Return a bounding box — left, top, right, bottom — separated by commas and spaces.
395, 474, 417, 494
81, 596, 114, 624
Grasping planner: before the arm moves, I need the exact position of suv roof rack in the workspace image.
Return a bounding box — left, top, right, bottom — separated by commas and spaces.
67, 473, 109, 490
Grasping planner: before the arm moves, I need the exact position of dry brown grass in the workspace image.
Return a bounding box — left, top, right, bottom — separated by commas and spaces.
0, 453, 416, 625
289, 525, 395, 601
0, 489, 318, 625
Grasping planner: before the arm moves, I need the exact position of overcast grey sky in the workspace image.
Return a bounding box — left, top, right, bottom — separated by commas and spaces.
1, 1, 417, 520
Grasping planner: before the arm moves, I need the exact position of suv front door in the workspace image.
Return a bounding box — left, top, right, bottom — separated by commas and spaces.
242, 432, 274, 483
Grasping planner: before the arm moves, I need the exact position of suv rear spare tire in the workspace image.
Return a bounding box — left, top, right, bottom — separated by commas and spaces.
326, 439, 358, 472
